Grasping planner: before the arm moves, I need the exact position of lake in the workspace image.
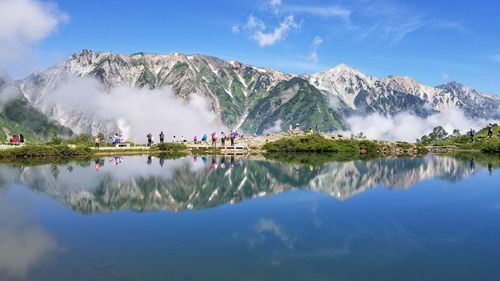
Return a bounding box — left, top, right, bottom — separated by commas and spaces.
0, 154, 499, 281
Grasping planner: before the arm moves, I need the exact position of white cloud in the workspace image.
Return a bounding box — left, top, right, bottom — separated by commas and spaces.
252, 218, 297, 249
269, 0, 282, 13
494, 54, 500, 63
0, 0, 68, 72
231, 25, 240, 34
356, 1, 462, 44
286, 5, 351, 20
345, 109, 498, 142
262, 119, 283, 134
245, 15, 266, 31
312, 35, 323, 47
442, 72, 450, 81
309, 51, 319, 63
43, 76, 225, 142
0, 197, 58, 280
252, 15, 300, 47
309, 36, 323, 63
269, 0, 282, 7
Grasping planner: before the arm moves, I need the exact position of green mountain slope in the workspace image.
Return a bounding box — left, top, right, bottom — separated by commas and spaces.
0, 98, 72, 141
242, 77, 347, 133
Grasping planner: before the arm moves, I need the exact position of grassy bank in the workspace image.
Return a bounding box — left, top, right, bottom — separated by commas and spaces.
419, 125, 500, 154
263, 135, 379, 155
0, 144, 91, 159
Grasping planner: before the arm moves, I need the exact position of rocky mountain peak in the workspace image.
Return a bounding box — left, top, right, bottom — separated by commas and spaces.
5, 49, 499, 139
437, 81, 473, 94
382, 75, 434, 95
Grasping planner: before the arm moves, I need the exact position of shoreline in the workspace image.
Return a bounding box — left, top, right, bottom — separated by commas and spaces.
0, 132, 496, 160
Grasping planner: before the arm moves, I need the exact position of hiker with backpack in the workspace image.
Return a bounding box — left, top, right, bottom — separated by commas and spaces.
202, 133, 208, 144
221, 131, 226, 146
469, 128, 476, 142
487, 124, 494, 138
230, 131, 235, 146
211, 132, 217, 147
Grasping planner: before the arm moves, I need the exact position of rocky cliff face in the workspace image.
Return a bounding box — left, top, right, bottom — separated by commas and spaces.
7, 50, 500, 136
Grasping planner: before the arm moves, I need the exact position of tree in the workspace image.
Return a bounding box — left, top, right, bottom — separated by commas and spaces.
431, 126, 448, 140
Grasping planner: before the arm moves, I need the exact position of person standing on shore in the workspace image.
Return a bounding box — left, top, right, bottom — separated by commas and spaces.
469, 129, 476, 142
159, 131, 165, 143
94, 135, 100, 149
487, 124, 493, 138
147, 133, 152, 147
230, 131, 234, 146
221, 131, 226, 146
211, 132, 217, 147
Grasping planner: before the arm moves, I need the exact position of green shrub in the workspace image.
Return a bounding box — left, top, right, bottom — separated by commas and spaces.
157, 142, 187, 152
263, 135, 379, 154
481, 140, 500, 154
0, 144, 91, 159
396, 141, 411, 149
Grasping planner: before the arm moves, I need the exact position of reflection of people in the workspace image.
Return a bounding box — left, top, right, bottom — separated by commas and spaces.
230, 156, 235, 171
95, 159, 101, 171
211, 157, 217, 170
147, 156, 152, 165
202, 156, 208, 164
488, 162, 493, 176
470, 158, 475, 171
110, 156, 123, 165
220, 156, 226, 169
159, 157, 164, 167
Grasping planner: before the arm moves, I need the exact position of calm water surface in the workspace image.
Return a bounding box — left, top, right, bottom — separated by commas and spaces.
0, 154, 499, 281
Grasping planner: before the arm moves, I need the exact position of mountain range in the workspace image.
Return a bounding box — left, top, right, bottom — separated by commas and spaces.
1, 49, 499, 139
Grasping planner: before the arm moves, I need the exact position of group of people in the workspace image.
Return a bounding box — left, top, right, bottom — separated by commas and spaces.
207, 131, 239, 147
9, 134, 25, 144
468, 123, 497, 142
93, 133, 126, 149
147, 131, 166, 146
151, 155, 242, 171
152, 130, 241, 147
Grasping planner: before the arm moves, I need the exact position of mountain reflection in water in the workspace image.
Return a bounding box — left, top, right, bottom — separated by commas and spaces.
0, 154, 491, 214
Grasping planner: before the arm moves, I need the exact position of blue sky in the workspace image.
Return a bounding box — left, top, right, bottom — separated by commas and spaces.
10, 0, 500, 94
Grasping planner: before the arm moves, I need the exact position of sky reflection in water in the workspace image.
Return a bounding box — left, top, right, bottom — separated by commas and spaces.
0, 154, 499, 281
